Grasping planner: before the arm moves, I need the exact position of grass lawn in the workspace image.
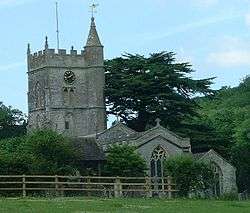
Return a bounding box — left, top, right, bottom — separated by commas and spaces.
0, 198, 250, 213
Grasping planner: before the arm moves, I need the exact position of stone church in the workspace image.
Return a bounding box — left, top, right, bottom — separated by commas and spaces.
26, 17, 237, 195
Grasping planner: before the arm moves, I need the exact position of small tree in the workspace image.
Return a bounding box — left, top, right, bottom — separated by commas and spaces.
0, 136, 30, 175
0, 102, 27, 139
164, 155, 213, 197
104, 145, 147, 177
0, 130, 79, 175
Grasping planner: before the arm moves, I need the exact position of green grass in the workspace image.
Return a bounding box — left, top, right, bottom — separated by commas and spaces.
0, 198, 250, 213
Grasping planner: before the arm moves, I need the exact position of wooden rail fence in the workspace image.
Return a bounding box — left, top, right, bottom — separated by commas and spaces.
0, 175, 178, 198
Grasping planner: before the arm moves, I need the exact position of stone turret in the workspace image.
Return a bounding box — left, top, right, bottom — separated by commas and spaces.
84, 17, 104, 66
86, 17, 102, 47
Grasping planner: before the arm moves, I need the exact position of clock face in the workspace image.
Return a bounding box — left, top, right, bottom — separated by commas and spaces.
64, 70, 76, 84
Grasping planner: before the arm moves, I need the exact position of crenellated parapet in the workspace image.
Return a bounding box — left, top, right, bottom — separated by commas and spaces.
29, 48, 86, 58
27, 45, 89, 72
27, 17, 104, 72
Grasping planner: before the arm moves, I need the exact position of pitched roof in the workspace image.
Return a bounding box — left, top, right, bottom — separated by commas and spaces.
97, 122, 139, 143
134, 125, 191, 149
193, 149, 236, 169
97, 122, 191, 150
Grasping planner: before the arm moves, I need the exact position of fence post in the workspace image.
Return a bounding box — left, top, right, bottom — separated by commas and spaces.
161, 176, 165, 196
22, 175, 26, 198
55, 175, 59, 196
145, 176, 152, 198
87, 177, 91, 197
167, 176, 172, 199
114, 177, 122, 198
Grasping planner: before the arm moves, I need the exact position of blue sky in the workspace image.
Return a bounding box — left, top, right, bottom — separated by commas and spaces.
0, 0, 250, 113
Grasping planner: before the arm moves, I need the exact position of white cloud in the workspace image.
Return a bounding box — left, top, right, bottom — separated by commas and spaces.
0, 62, 25, 71
208, 50, 250, 67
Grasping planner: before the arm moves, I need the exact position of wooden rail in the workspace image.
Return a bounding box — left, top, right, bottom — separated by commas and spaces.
0, 175, 178, 198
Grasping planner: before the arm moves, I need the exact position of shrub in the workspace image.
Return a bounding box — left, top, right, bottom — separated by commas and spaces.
25, 130, 78, 174
103, 145, 147, 177
0, 130, 79, 175
164, 155, 214, 197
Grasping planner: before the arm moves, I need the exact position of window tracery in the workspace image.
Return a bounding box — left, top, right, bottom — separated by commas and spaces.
150, 146, 167, 177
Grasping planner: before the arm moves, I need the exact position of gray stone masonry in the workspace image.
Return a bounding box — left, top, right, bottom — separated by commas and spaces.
27, 18, 106, 137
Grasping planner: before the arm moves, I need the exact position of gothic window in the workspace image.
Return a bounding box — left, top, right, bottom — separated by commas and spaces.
34, 82, 45, 109
150, 146, 167, 177
211, 163, 223, 196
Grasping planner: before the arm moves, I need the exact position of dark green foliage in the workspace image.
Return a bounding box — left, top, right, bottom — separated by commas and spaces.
105, 52, 215, 132
189, 76, 250, 191
104, 145, 147, 177
0, 137, 30, 174
0, 102, 27, 140
234, 118, 250, 144
191, 76, 250, 152
164, 155, 213, 197
24, 130, 78, 175
0, 130, 78, 175
232, 142, 250, 192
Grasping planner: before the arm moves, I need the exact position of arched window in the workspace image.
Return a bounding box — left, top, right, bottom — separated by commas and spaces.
211, 163, 223, 196
150, 146, 167, 177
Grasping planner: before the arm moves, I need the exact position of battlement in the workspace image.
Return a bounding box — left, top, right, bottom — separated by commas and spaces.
29, 48, 86, 58
27, 33, 104, 71
27, 46, 89, 71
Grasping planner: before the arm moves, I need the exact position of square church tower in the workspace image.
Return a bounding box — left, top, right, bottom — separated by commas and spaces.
27, 18, 106, 137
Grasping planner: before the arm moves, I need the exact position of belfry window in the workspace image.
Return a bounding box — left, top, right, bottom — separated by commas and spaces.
150, 146, 167, 177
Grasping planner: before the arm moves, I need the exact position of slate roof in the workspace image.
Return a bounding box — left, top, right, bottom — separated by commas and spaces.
72, 137, 105, 161
97, 122, 191, 149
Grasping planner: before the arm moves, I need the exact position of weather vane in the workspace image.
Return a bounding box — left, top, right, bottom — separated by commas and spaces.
90, 1, 99, 18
